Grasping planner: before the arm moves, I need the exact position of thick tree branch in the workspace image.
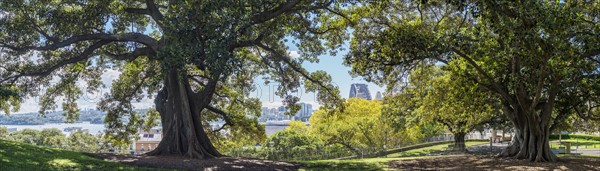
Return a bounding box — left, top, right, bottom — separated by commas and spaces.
124, 0, 164, 21
584, 49, 600, 64
1, 40, 111, 83
205, 106, 234, 128
1, 33, 159, 52
250, 0, 301, 25
212, 122, 231, 133
449, 46, 511, 100
530, 52, 549, 113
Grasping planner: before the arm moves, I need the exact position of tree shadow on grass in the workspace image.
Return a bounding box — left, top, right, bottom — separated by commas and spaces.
89, 153, 300, 171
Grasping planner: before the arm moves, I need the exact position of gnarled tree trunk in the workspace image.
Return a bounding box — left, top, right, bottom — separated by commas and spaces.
146, 70, 221, 159
499, 104, 556, 162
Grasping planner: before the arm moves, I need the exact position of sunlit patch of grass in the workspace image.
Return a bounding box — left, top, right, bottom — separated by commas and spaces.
49, 158, 80, 168
0, 139, 165, 171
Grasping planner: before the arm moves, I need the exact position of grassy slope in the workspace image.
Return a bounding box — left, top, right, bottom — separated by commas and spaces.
299, 141, 487, 171
0, 140, 161, 171
385, 141, 488, 158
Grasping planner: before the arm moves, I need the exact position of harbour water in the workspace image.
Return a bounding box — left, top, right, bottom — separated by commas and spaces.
1, 122, 289, 136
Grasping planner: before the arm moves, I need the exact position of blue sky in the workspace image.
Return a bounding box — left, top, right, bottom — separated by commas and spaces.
255, 41, 385, 109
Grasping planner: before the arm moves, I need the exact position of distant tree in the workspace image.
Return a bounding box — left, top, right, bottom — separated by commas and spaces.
67, 131, 100, 153
386, 65, 496, 151
572, 119, 600, 135
268, 121, 320, 151
310, 98, 417, 155
8, 129, 41, 145
39, 128, 66, 148
0, 126, 7, 138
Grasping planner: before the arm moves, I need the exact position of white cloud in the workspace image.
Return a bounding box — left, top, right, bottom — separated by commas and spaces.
288, 51, 300, 58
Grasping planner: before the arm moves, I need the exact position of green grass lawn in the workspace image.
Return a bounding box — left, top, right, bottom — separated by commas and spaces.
0, 139, 165, 171
298, 142, 488, 171
550, 139, 600, 149
298, 140, 600, 171
384, 141, 488, 158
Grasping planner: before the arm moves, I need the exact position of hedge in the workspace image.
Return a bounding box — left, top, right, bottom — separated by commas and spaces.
549, 134, 600, 141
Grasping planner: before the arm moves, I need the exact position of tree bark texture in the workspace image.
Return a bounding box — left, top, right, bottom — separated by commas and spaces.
499, 103, 557, 162
146, 69, 221, 159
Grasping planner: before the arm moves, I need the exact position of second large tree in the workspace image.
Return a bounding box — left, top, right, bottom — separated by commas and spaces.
338, 0, 600, 162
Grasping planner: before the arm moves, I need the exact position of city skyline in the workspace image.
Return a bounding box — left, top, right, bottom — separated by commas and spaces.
349, 83, 373, 100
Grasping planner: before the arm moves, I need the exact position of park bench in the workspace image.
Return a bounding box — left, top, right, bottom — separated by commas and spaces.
556, 142, 571, 154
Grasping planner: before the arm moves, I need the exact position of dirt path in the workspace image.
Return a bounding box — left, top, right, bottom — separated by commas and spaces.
88, 153, 299, 171
390, 154, 600, 171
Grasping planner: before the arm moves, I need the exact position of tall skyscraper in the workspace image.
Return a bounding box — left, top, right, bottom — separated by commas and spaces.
375, 91, 383, 100
261, 107, 269, 115
349, 83, 372, 100
295, 103, 314, 118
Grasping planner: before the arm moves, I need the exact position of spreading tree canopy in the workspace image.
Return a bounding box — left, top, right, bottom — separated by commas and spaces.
385, 64, 497, 151
335, 0, 600, 162
0, 0, 347, 159
310, 98, 419, 155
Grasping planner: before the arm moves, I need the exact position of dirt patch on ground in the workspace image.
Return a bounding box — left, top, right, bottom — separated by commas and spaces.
87, 153, 299, 171
389, 154, 600, 171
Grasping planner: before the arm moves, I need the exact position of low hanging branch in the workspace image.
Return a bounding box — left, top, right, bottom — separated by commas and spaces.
0, 33, 159, 52
205, 105, 234, 133
0, 40, 111, 83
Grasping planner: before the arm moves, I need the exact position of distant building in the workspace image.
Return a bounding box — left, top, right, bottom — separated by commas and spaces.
63, 127, 88, 134
269, 108, 278, 115
295, 103, 314, 121
349, 83, 372, 100
375, 91, 383, 100
278, 106, 287, 113
7, 128, 17, 133
134, 127, 162, 154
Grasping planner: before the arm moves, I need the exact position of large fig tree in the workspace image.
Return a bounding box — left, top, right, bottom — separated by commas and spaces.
0, 0, 344, 159
336, 0, 600, 162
